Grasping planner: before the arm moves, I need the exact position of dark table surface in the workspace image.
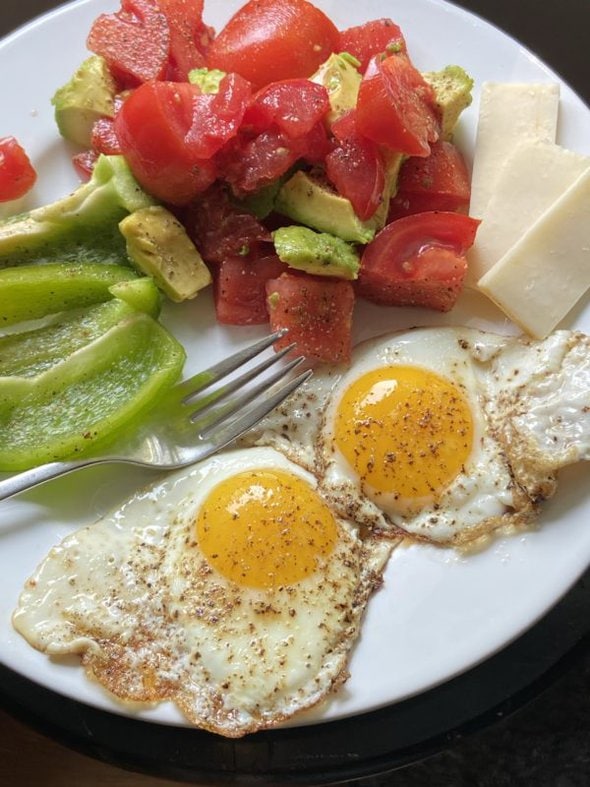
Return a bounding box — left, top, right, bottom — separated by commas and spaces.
1, 1, 589, 785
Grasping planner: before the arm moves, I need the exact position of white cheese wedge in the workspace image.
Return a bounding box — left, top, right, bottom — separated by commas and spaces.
469, 82, 560, 219
477, 167, 590, 338
467, 141, 590, 284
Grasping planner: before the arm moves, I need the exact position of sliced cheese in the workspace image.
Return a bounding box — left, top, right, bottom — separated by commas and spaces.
467, 141, 590, 284
477, 167, 590, 338
469, 82, 560, 219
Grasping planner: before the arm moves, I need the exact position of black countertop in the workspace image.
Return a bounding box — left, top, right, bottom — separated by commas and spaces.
1, 1, 589, 785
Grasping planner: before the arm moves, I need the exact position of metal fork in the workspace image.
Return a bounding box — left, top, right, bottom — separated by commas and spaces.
0, 330, 311, 502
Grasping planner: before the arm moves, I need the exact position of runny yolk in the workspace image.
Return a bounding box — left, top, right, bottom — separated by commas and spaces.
196, 469, 338, 589
333, 365, 474, 504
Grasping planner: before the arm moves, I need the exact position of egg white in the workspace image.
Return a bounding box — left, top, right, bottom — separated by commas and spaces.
317, 327, 519, 545
481, 329, 590, 497
243, 327, 590, 547
12, 446, 391, 737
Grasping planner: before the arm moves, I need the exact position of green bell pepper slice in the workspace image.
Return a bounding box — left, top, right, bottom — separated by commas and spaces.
0, 311, 185, 470
0, 262, 143, 327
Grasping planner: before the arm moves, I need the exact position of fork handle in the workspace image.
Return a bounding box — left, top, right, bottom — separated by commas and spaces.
0, 459, 97, 502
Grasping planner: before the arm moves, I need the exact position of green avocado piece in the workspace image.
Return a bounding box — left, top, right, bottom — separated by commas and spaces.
310, 52, 362, 125
0, 311, 186, 470
52, 56, 117, 148
0, 262, 139, 327
381, 148, 405, 198
233, 179, 284, 219
119, 205, 212, 302
272, 225, 360, 280
422, 65, 474, 140
275, 171, 383, 244
188, 67, 226, 94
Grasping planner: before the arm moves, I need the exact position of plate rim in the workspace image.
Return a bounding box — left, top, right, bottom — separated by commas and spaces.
1, 0, 590, 735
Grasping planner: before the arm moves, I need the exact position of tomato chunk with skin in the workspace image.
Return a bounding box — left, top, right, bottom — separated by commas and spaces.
215, 254, 288, 324
292, 120, 333, 166
91, 117, 122, 155
0, 137, 37, 202
115, 80, 220, 204
357, 212, 480, 312
185, 73, 253, 159
339, 18, 406, 73
181, 184, 272, 265
222, 122, 330, 194
356, 53, 439, 156
388, 140, 471, 220
72, 150, 98, 182
222, 129, 298, 194
266, 272, 355, 365
157, 0, 214, 81
87, 0, 170, 87
90, 93, 127, 156
243, 79, 330, 139
207, 0, 339, 90
326, 110, 385, 221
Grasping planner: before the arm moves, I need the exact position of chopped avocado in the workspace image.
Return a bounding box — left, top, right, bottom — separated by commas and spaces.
188, 67, 226, 93
52, 56, 117, 148
119, 205, 212, 302
275, 170, 383, 244
281, 53, 406, 234
0, 262, 139, 327
272, 225, 360, 280
108, 276, 161, 318
381, 148, 405, 198
0, 154, 156, 268
0, 309, 185, 470
233, 179, 284, 219
310, 52, 362, 125
422, 65, 474, 140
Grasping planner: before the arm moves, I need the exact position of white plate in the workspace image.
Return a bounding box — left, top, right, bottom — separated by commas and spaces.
1, 0, 589, 730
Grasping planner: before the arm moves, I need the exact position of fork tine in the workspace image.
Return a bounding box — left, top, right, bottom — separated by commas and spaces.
199, 368, 313, 451
194, 354, 306, 433
177, 329, 288, 402
185, 341, 297, 417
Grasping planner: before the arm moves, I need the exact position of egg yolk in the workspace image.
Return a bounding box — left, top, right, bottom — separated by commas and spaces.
333, 365, 474, 505
196, 469, 338, 589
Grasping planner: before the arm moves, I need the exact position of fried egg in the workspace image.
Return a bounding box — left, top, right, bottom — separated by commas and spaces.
12, 446, 390, 737
243, 327, 590, 547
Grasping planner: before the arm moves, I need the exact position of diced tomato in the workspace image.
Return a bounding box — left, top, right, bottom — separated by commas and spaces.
184, 73, 252, 158
339, 18, 406, 73
91, 117, 122, 155
294, 120, 333, 165
221, 129, 298, 194
214, 253, 288, 324
181, 183, 272, 265
325, 110, 385, 220
72, 150, 99, 181
89, 93, 128, 156
328, 109, 353, 144
0, 136, 37, 202
388, 140, 471, 220
266, 272, 355, 365
114, 80, 220, 204
157, 0, 214, 81
222, 120, 330, 194
243, 79, 330, 139
207, 0, 339, 89
356, 52, 440, 156
357, 211, 480, 312
87, 0, 170, 88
